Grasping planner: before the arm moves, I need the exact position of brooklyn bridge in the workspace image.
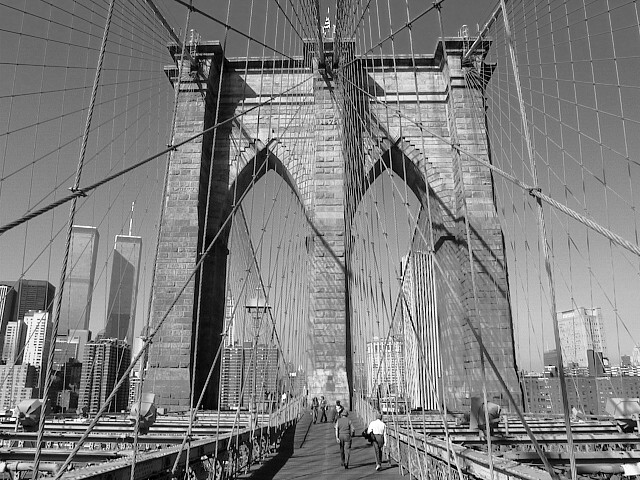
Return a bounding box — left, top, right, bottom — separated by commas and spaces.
0, 0, 639, 478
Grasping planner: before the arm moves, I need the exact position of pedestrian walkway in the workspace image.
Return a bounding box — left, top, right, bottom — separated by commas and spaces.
244, 412, 405, 479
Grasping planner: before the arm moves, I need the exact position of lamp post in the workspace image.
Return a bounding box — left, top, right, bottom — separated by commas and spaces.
245, 291, 271, 425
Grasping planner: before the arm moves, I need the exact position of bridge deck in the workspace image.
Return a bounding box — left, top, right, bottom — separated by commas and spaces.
244, 412, 404, 479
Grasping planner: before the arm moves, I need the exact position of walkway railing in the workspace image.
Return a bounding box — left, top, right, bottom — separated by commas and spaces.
55, 403, 304, 480
354, 396, 552, 480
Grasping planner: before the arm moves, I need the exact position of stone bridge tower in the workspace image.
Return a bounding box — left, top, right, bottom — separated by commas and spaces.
146, 38, 520, 412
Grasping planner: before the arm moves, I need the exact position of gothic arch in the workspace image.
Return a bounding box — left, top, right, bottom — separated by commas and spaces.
223, 139, 307, 224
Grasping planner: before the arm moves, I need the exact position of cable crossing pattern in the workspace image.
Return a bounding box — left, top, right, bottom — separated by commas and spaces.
0, 1, 640, 479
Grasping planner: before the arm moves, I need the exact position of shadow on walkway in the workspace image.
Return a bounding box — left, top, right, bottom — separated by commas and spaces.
242, 412, 403, 479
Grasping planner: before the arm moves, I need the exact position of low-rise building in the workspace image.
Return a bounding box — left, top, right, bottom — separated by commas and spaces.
523, 375, 640, 415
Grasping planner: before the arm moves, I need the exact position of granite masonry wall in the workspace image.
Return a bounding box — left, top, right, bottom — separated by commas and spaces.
146, 39, 520, 411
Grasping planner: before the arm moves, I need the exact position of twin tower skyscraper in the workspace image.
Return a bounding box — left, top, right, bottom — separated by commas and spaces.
62, 224, 141, 345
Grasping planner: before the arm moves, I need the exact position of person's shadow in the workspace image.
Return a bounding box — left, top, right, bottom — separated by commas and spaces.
244, 423, 296, 479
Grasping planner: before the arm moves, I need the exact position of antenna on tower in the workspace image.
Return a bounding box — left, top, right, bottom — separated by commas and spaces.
129, 202, 135, 236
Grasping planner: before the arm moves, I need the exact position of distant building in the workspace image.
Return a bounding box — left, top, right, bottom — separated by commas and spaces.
23, 310, 53, 389
0, 364, 38, 411
53, 329, 91, 368
632, 345, 640, 366
0, 284, 16, 359
605, 360, 640, 377
366, 336, 405, 399
557, 307, 606, 370
543, 349, 559, 376
55, 360, 83, 390
223, 290, 236, 348
13, 279, 55, 324
219, 344, 279, 410
79, 338, 131, 414
128, 336, 145, 408
1, 321, 24, 365
353, 361, 367, 395
0, 280, 55, 364
59, 226, 99, 336
400, 251, 440, 410
523, 375, 640, 415
57, 389, 79, 412
104, 235, 142, 344
23, 311, 53, 368
49, 360, 83, 411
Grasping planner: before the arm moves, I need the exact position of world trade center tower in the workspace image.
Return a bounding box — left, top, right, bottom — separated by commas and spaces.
104, 234, 142, 345
59, 226, 99, 336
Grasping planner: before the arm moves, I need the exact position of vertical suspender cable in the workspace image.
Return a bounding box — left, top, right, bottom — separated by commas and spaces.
184, 0, 232, 472
498, 1, 577, 478
435, 7, 495, 480
33, 0, 117, 477
133, 2, 194, 478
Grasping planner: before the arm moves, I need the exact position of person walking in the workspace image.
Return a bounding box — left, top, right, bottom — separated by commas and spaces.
333, 400, 343, 423
335, 410, 355, 469
311, 397, 319, 423
367, 412, 387, 471
319, 396, 328, 423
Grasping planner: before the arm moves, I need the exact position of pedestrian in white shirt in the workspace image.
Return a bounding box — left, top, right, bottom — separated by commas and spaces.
367, 412, 387, 471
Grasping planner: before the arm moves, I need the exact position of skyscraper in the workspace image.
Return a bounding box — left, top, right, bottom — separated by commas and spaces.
14, 279, 55, 323
23, 310, 53, 368
128, 336, 145, 408
0, 280, 54, 364
53, 329, 91, 369
23, 310, 54, 390
0, 284, 16, 359
223, 289, 237, 348
558, 307, 607, 369
400, 251, 441, 410
1, 321, 24, 365
79, 338, 131, 414
59, 226, 99, 336
104, 234, 142, 344
0, 364, 38, 411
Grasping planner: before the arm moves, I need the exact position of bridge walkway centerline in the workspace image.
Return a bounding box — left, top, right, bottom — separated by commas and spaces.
241, 411, 404, 479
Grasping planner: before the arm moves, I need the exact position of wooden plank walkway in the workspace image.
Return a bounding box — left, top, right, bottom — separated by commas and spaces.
243, 412, 406, 479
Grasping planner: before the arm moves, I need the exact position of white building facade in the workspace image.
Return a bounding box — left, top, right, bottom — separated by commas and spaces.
557, 307, 606, 368
400, 251, 441, 410
366, 336, 405, 397
23, 310, 52, 369
2, 321, 24, 365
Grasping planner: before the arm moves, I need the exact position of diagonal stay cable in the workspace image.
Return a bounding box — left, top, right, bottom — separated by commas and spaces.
338, 0, 448, 70
0, 75, 312, 237
271, 0, 305, 41
50, 154, 274, 480
33, 0, 117, 475
423, 250, 559, 480
337, 73, 640, 259
129, 2, 196, 478
464, 319, 559, 480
